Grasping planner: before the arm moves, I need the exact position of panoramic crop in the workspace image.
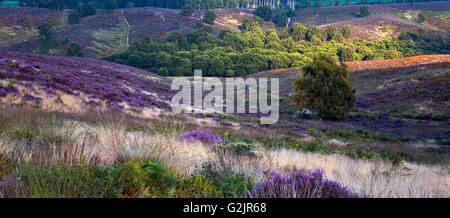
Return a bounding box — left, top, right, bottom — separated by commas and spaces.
0, 0, 448, 206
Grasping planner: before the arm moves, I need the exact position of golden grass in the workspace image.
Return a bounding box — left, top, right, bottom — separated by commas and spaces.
0, 105, 448, 198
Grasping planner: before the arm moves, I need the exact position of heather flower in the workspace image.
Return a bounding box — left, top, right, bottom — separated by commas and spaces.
22, 94, 42, 102
178, 129, 226, 145
249, 169, 359, 198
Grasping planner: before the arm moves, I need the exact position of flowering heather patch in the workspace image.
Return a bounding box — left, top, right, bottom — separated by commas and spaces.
0, 50, 174, 110
249, 169, 359, 198
0, 85, 18, 97
347, 55, 450, 73
178, 129, 227, 145
21, 93, 42, 102
0, 8, 62, 27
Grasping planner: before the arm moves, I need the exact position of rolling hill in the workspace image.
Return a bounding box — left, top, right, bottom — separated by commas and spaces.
1, 2, 448, 57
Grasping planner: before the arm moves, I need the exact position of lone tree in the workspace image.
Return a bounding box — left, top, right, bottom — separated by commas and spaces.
273, 12, 288, 28
359, 6, 370, 17
181, 4, 194, 17
38, 23, 52, 41
67, 11, 80, 24
290, 54, 355, 120
255, 5, 272, 21
203, 11, 216, 25
66, 42, 84, 57
417, 12, 426, 23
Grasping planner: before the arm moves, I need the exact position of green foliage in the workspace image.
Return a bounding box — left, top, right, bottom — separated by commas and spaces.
273, 12, 288, 28
340, 25, 351, 39
17, 164, 120, 198
214, 143, 256, 156
103, 0, 118, 11
290, 54, 355, 120
359, 6, 370, 17
314, 0, 321, 8
203, 10, 216, 25
255, 5, 272, 21
304, 0, 312, 8
417, 12, 426, 23
14, 127, 35, 141
67, 11, 80, 24
157, 67, 169, 76
111, 161, 178, 197
180, 4, 194, 17
66, 42, 84, 57
76, 1, 97, 18
38, 23, 52, 41
176, 176, 221, 197
105, 20, 448, 77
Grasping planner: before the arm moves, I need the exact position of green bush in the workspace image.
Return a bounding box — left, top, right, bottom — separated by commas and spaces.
290, 54, 355, 120
203, 11, 216, 25
359, 6, 370, 17
255, 5, 272, 21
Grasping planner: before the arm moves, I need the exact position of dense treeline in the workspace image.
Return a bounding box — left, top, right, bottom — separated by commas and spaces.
16, 0, 446, 11
104, 19, 449, 77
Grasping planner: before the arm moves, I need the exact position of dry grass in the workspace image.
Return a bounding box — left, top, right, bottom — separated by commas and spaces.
0, 104, 448, 198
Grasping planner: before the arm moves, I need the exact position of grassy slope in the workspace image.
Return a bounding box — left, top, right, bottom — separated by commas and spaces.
1, 2, 448, 57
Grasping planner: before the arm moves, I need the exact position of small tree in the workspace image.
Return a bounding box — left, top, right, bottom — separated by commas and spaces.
290, 54, 355, 120
286, 8, 297, 18
314, 0, 322, 8
273, 13, 288, 28
157, 67, 169, 76
255, 5, 272, 21
67, 11, 80, 24
181, 4, 194, 17
38, 23, 52, 41
103, 0, 118, 11
203, 11, 216, 25
66, 42, 84, 57
359, 6, 370, 17
417, 12, 426, 23
304, 0, 312, 8
340, 25, 351, 39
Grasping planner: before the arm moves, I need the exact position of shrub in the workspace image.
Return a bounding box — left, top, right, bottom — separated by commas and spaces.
273, 13, 288, 28
255, 6, 272, 21
176, 176, 221, 198
157, 67, 169, 76
181, 4, 194, 17
290, 54, 355, 120
109, 161, 178, 197
249, 169, 359, 198
214, 143, 256, 156
359, 6, 370, 17
417, 12, 426, 23
178, 129, 226, 144
38, 23, 52, 41
67, 11, 80, 24
203, 11, 216, 25
340, 25, 351, 39
66, 42, 84, 57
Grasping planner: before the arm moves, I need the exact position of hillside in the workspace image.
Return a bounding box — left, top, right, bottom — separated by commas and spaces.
1, 2, 448, 57
0, 50, 173, 114
248, 55, 450, 120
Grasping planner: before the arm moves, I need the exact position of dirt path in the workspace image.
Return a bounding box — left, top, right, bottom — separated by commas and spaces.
117, 10, 130, 52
